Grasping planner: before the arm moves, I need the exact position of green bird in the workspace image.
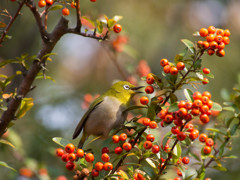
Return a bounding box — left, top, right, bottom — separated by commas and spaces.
72, 81, 143, 148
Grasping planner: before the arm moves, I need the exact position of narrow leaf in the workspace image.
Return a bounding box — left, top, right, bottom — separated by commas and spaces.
52, 137, 72, 148
181, 39, 194, 53
0, 139, 15, 148
48, 5, 63, 11
16, 98, 34, 119
0, 161, 16, 172
212, 166, 227, 172
184, 89, 194, 102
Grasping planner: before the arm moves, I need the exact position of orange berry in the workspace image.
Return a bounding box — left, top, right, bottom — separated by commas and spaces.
142, 117, 151, 126
202, 41, 209, 49
119, 133, 128, 141
158, 109, 168, 119
90, 0, 96, 2
140, 96, 149, 105
143, 141, 152, 149
164, 114, 173, 123
193, 99, 203, 108
91, 169, 99, 177
199, 28, 208, 37
179, 107, 188, 117
176, 62, 185, 70
203, 146, 212, 155
112, 135, 120, 143
206, 34, 215, 42
202, 78, 209, 84
160, 58, 169, 67
68, 153, 76, 161
201, 96, 210, 105
177, 169, 182, 176
76, 149, 84, 158
171, 126, 180, 134
207, 49, 215, 56
146, 73, 154, 84
216, 49, 225, 57
197, 40, 203, 48
170, 66, 178, 75
202, 67, 210, 74
205, 138, 214, 146
65, 143, 75, 153
95, 162, 104, 171
149, 121, 157, 129
191, 108, 200, 116
193, 91, 202, 100
185, 101, 192, 110
223, 36, 230, 45
163, 65, 171, 74
145, 86, 154, 94
101, 153, 110, 162
113, 24, 122, 33
216, 29, 224, 36
185, 123, 194, 132
61, 154, 69, 162
122, 142, 132, 151
215, 35, 223, 43
62, 8, 70, 16
56, 148, 64, 157
202, 91, 211, 99
85, 153, 94, 162
178, 100, 186, 108
224, 29, 231, 37
103, 162, 113, 171
200, 114, 210, 123
207, 26, 216, 34
114, 146, 123, 154
38, 0, 46, 8
207, 100, 213, 109
189, 129, 199, 140
209, 41, 218, 49
71, 1, 76, 8
199, 133, 208, 142
200, 105, 210, 114
218, 42, 225, 50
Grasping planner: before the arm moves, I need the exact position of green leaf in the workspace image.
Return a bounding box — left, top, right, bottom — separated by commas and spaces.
0, 22, 6, 28
220, 89, 230, 101
16, 98, 34, 119
147, 103, 156, 121
168, 102, 178, 112
172, 143, 182, 163
41, 53, 57, 61
107, 19, 116, 28
0, 161, 16, 172
112, 15, 123, 22
181, 39, 194, 54
211, 102, 222, 111
179, 47, 188, 57
52, 137, 72, 148
206, 128, 225, 135
145, 158, 156, 168
193, 59, 202, 70
184, 89, 194, 102
162, 131, 172, 148
189, 152, 201, 162
170, 93, 178, 104
35, 75, 56, 82
230, 123, 239, 136
198, 166, 205, 180
96, 20, 103, 33
219, 141, 227, 157
48, 5, 63, 11
174, 54, 184, 64
0, 59, 19, 68
0, 139, 15, 148
212, 166, 227, 172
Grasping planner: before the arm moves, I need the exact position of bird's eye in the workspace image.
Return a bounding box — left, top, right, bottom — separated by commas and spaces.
123, 85, 130, 90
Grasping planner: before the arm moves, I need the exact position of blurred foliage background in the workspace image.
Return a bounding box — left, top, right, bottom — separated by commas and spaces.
0, 0, 240, 179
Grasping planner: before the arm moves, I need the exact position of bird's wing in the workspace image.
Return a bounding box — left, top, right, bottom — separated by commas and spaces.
72, 96, 104, 139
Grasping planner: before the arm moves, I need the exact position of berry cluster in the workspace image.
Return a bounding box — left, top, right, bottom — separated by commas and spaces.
38, 0, 70, 16
198, 26, 231, 57
160, 58, 185, 75
199, 133, 214, 155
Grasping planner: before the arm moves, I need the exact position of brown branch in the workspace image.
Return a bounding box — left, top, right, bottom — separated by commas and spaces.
0, 0, 27, 45
75, 0, 82, 31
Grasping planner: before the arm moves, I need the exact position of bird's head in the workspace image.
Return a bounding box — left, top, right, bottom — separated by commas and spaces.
108, 81, 143, 104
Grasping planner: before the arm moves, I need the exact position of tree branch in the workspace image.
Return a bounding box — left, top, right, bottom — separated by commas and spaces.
0, 0, 27, 45
75, 0, 82, 31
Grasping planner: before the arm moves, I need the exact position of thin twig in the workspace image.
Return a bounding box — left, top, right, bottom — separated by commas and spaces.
75, 0, 82, 31
0, 0, 27, 45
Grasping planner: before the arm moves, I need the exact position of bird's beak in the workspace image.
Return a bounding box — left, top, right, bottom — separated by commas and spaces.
130, 86, 144, 93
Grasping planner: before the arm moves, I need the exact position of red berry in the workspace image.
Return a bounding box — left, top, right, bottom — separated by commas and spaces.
101, 147, 109, 154
152, 145, 160, 154
65, 143, 75, 153
202, 41, 209, 49
189, 129, 199, 140
193, 99, 203, 108
185, 101, 192, 110
208, 26, 216, 34
199, 28, 208, 37
199, 133, 208, 143
202, 91, 211, 99
202, 96, 210, 105
122, 142, 132, 151
179, 107, 188, 117
38, 0, 46, 8
68, 153, 76, 161
146, 73, 154, 84
163, 65, 171, 74
223, 36, 230, 45
114, 147, 123, 154
202, 68, 210, 74
206, 34, 215, 42
61, 154, 69, 162
193, 91, 202, 100
142, 117, 151, 126
119, 133, 128, 141
178, 100, 186, 108
205, 138, 214, 146
140, 96, 149, 105
113, 24, 122, 33
176, 62, 185, 70
171, 126, 180, 134
224, 29, 231, 37
76, 149, 84, 158
145, 86, 154, 94
203, 146, 212, 155
216, 49, 225, 57
215, 35, 223, 44
95, 162, 104, 171
101, 153, 110, 162
191, 108, 200, 116
177, 169, 182, 176
200, 114, 210, 123
218, 42, 225, 50
170, 66, 178, 75
91, 169, 99, 177
185, 123, 194, 132
112, 135, 120, 143
103, 162, 113, 171
216, 29, 224, 36
85, 153, 94, 162
158, 109, 168, 119
90, 0, 96, 2
177, 132, 186, 141
143, 141, 152, 149
182, 157, 190, 164
45, 0, 53, 6
202, 78, 209, 85
62, 8, 70, 16
146, 134, 155, 142
65, 161, 75, 171
207, 49, 215, 56
164, 114, 173, 124
56, 148, 64, 157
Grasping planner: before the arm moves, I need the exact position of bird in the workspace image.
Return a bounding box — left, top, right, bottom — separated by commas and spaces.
72, 81, 143, 149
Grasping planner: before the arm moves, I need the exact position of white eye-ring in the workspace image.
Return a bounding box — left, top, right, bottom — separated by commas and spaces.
123, 85, 130, 90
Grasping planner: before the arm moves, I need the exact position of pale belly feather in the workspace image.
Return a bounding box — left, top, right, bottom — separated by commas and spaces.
84, 96, 126, 137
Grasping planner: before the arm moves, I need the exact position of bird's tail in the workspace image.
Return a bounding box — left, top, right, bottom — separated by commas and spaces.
78, 133, 88, 149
